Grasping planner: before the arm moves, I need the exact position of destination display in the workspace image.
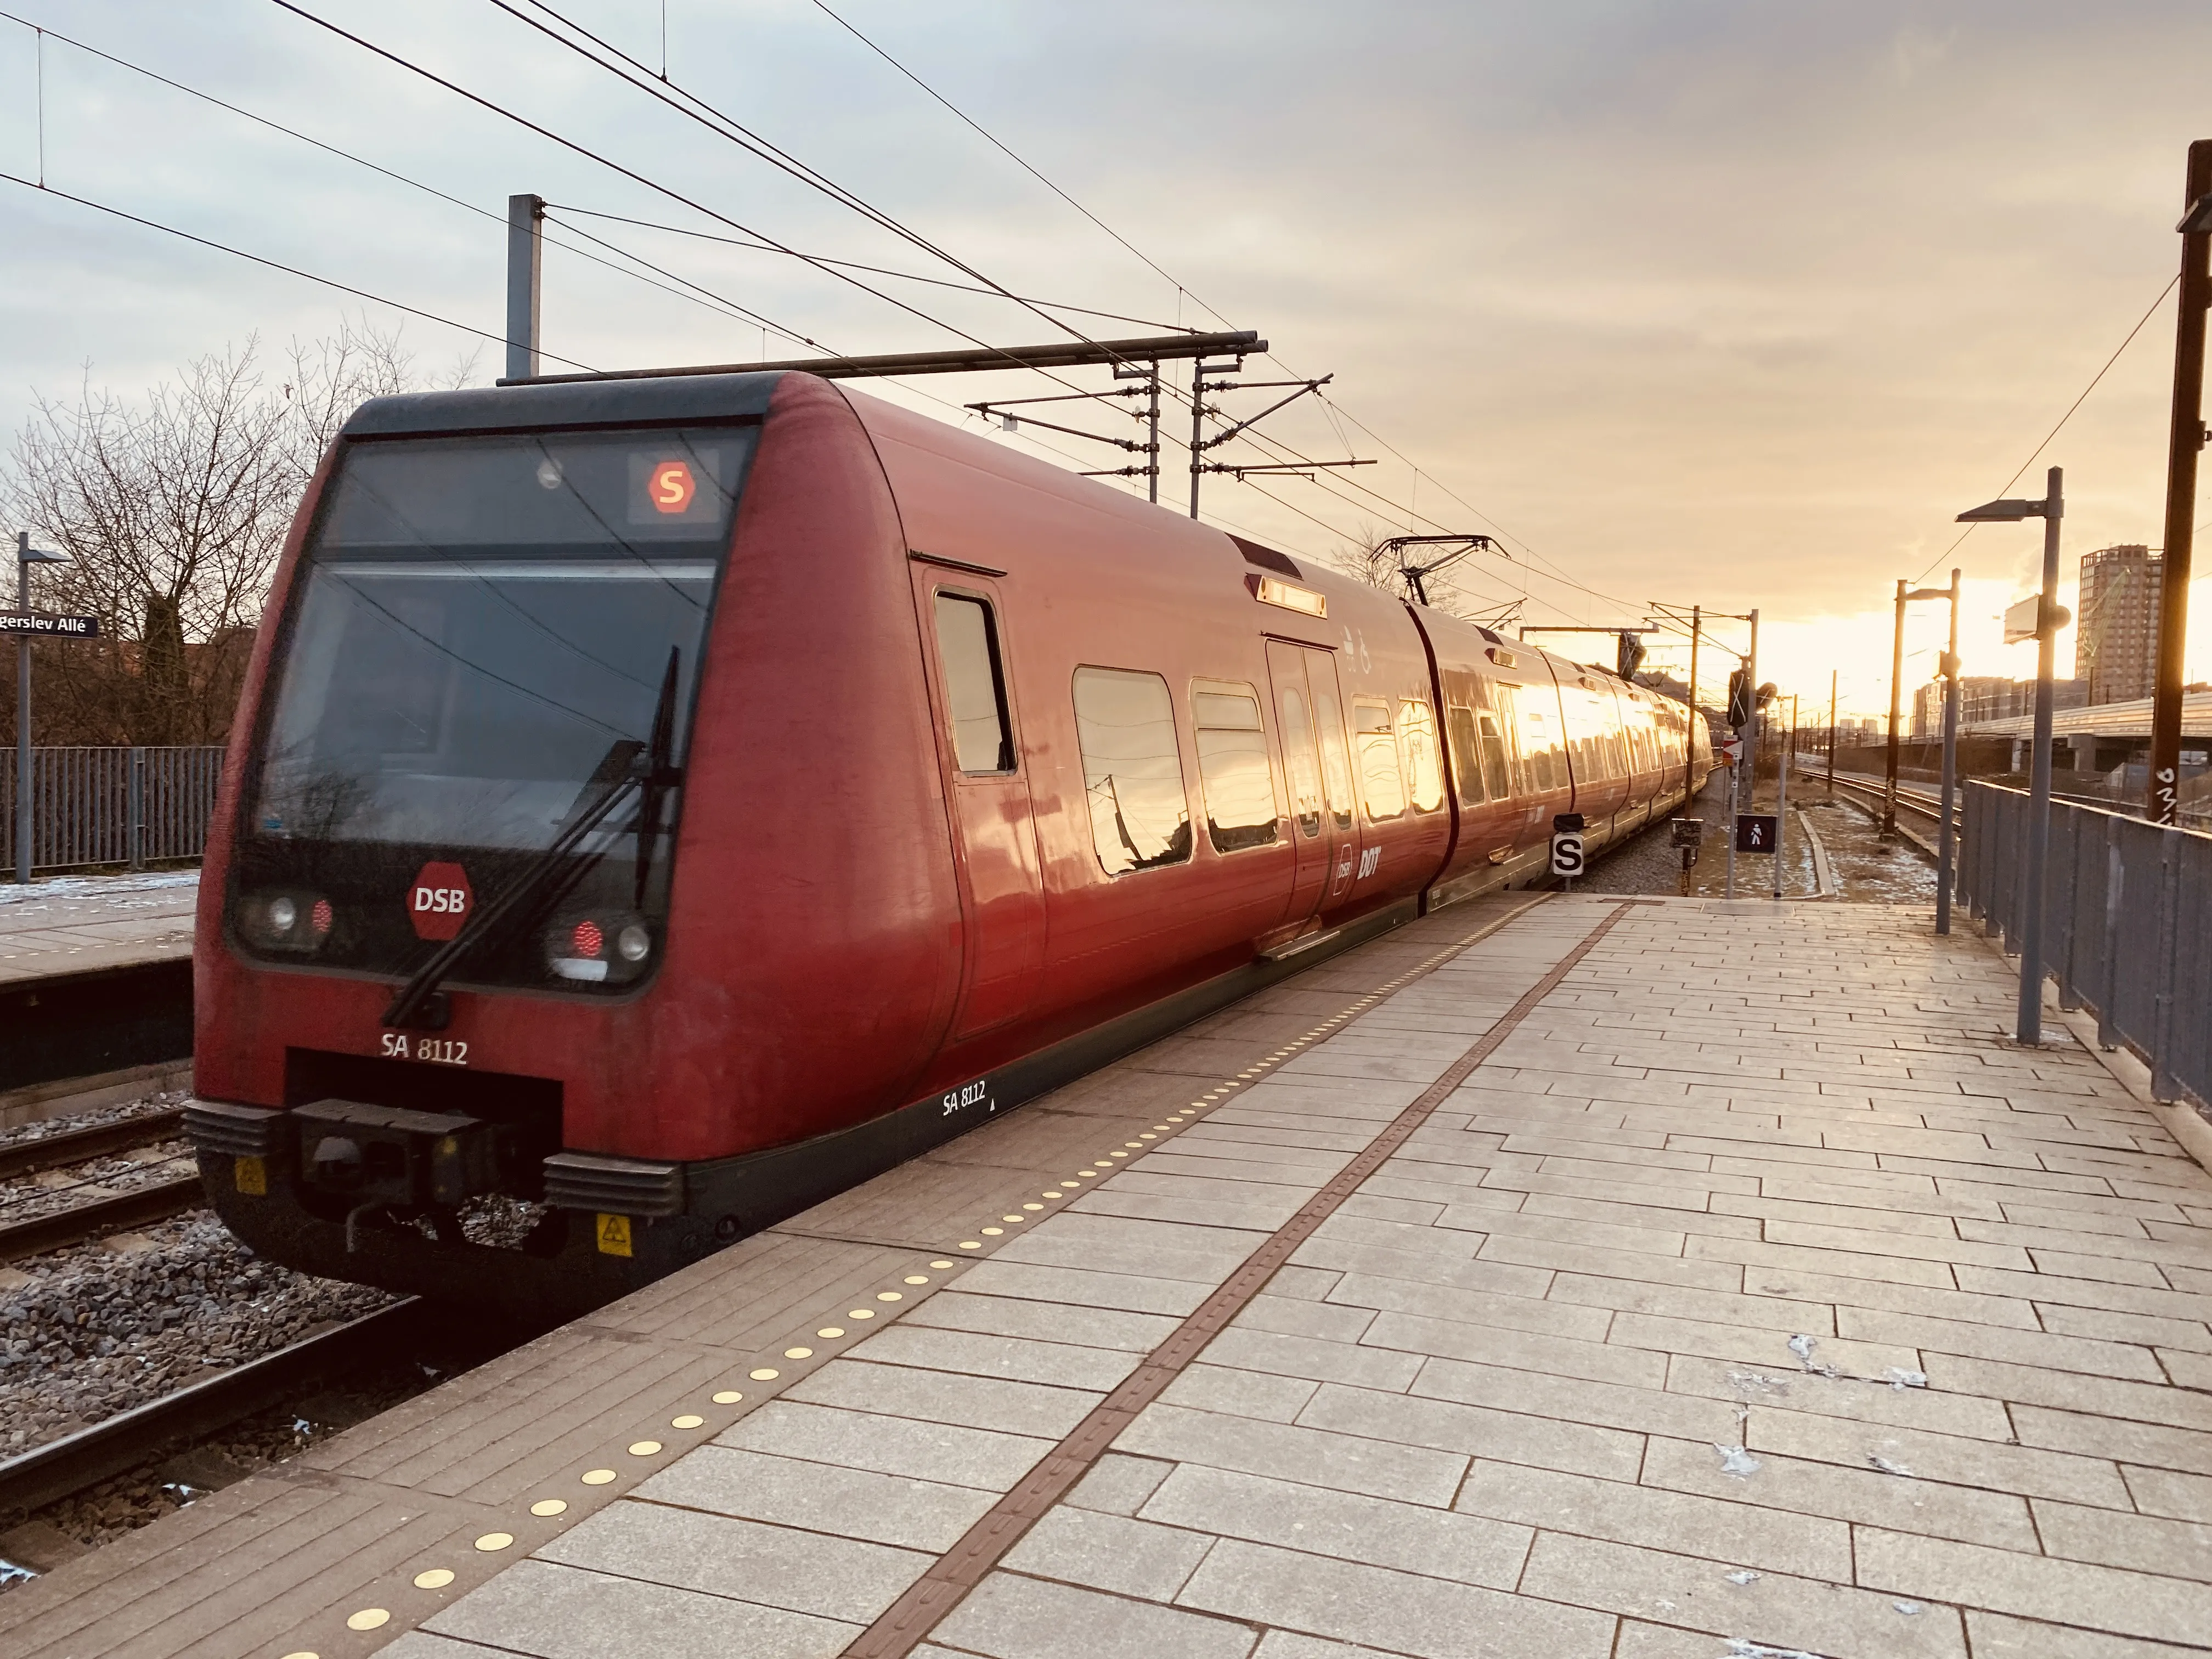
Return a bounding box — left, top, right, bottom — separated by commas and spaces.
0, 611, 100, 637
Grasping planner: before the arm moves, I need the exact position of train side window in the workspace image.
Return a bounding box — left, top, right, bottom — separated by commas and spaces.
1073, 667, 1192, 876
1446, 704, 1487, 805
1514, 693, 1561, 793
932, 593, 1014, 773
1278, 686, 1323, 838
1478, 710, 1513, 798
1313, 684, 1356, 830
1353, 698, 1407, 820
1399, 699, 1444, 812
1193, 686, 1280, 854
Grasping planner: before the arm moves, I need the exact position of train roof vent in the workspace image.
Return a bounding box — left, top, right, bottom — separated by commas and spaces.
1231, 536, 1302, 579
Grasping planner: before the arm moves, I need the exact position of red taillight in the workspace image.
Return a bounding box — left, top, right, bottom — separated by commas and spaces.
572, 919, 604, 959
311, 898, 334, 935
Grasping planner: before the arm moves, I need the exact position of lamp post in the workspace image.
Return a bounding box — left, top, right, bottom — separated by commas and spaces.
13, 532, 68, 884
1958, 472, 2068, 1043
1936, 568, 1962, 936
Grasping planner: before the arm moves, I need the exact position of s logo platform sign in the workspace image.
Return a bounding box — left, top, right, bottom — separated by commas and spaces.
409, 861, 473, 940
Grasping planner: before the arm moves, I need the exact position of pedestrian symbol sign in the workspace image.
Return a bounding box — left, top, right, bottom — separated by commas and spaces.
1735, 814, 1779, 854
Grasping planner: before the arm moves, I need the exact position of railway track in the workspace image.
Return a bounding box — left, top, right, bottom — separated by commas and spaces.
0, 1299, 428, 1520
1822, 771, 1949, 856
0, 1109, 205, 1265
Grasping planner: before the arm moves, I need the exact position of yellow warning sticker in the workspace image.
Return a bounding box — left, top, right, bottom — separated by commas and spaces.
595, 1213, 633, 1257
234, 1155, 267, 1196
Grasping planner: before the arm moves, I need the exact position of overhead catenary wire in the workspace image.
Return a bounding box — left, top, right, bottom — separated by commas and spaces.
1911, 272, 2182, 585
269, 1, 1136, 393
0, 170, 597, 371
542, 204, 1194, 337
797, 1, 1655, 622
0, 12, 829, 355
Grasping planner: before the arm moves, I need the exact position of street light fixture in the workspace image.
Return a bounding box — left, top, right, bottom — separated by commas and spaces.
1955, 470, 2066, 1044
13, 533, 67, 884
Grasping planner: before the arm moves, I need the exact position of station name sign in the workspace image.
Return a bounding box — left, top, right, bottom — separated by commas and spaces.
0, 611, 100, 638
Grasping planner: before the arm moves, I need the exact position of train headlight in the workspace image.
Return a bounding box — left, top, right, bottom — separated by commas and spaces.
547, 912, 653, 985
240, 890, 330, 953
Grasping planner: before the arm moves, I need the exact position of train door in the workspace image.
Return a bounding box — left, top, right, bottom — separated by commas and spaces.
916, 575, 1046, 1038
1265, 641, 1331, 925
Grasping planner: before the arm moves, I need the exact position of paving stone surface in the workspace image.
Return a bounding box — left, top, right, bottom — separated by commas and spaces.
0, 869, 197, 980
18, 893, 2212, 1657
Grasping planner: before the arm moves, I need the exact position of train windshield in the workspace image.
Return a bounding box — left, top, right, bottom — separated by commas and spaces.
254, 428, 752, 851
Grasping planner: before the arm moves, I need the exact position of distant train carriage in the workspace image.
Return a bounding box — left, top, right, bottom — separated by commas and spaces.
183, 370, 1711, 1314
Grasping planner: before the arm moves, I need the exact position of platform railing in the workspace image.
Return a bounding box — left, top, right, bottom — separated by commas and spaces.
1959, 778, 2212, 1108
0, 746, 227, 874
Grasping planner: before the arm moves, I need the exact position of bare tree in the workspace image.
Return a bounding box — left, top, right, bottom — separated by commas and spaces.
1318, 523, 1410, 594
2, 319, 474, 744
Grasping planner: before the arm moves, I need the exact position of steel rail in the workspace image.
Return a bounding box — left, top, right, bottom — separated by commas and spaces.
0, 1173, 204, 1265
0, 1299, 426, 1519
0, 1108, 185, 1182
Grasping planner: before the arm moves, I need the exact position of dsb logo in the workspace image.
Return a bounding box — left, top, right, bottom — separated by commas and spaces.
408, 861, 473, 940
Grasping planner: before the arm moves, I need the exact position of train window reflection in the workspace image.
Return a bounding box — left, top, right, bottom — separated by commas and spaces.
1353, 699, 1406, 820
1278, 686, 1323, 838
1479, 712, 1513, 799
1400, 700, 1443, 812
1446, 706, 1486, 805
1313, 684, 1356, 831
934, 594, 1014, 772
1074, 667, 1191, 876
1194, 686, 1280, 855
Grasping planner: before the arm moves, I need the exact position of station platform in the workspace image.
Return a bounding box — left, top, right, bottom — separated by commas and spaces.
0, 871, 198, 984
8, 890, 2212, 1659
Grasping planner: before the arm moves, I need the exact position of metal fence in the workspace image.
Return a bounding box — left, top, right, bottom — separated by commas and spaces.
0, 747, 227, 873
1959, 779, 2212, 1108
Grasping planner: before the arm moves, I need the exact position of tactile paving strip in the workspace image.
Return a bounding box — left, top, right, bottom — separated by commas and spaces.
839, 899, 1637, 1658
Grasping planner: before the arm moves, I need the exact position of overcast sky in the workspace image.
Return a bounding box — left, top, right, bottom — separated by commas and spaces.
1, 1, 2208, 715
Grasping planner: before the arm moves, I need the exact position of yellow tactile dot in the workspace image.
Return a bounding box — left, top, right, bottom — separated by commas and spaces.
877, 1290, 904, 1301
905, 1275, 930, 1284
1000, 1215, 1024, 1223
957, 1240, 981, 1249
931, 1260, 956, 1268
1022, 1203, 1043, 1211
751, 1368, 781, 1380
784, 1347, 814, 1359
670, 1414, 704, 1430
628, 1440, 664, 1457
981, 1227, 1003, 1236
1125, 1142, 1144, 1149
1107, 1151, 1127, 1159
581, 1468, 617, 1485
531, 1498, 568, 1517
1058, 1181, 1080, 1189
712, 1390, 744, 1404
475, 1532, 514, 1552
414, 1568, 455, 1589
817, 1326, 846, 1339
1078, 1169, 1099, 1176
280, 1651, 320, 1658
849, 1308, 875, 1318
347, 1609, 391, 1632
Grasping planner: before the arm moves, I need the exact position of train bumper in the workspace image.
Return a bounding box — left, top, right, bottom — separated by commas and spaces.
184, 1100, 719, 1320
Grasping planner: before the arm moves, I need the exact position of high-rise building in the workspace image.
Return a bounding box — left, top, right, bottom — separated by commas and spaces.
2076, 544, 2163, 705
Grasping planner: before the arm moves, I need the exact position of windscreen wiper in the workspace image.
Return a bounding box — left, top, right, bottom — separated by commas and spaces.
380, 758, 645, 1030
381, 657, 689, 1030
634, 647, 682, 907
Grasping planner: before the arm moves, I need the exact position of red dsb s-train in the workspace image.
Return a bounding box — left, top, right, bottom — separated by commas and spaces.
184, 370, 1709, 1314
